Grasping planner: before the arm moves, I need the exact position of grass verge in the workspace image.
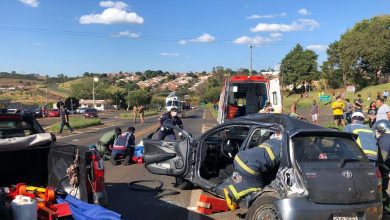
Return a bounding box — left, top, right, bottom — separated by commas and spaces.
205, 103, 218, 119
50, 117, 102, 133
119, 111, 158, 119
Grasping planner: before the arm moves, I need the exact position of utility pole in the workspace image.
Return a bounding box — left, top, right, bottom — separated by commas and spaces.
93, 77, 98, 108
45, 86, 48, 107
249, 45, 255, 76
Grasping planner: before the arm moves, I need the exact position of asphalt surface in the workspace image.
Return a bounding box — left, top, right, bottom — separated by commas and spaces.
48, 109, 233, 220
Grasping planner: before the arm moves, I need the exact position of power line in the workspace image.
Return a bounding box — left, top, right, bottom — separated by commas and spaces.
0, 25, 331, 46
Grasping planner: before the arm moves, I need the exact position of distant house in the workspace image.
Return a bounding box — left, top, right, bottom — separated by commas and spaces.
79, 99, 111, 111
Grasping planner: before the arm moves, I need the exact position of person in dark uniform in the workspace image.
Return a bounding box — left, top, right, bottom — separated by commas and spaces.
223, 131, 282, 211
373, 120, 390, 214
157, 107, 183, 140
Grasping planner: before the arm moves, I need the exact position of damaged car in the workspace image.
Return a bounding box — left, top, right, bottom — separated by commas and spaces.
143, 114, 383, 220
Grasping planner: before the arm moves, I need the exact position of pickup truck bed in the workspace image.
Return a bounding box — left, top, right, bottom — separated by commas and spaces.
0, 112, 107, 205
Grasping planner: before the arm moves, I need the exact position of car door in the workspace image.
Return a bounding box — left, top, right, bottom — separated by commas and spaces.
143, 125, 194, 177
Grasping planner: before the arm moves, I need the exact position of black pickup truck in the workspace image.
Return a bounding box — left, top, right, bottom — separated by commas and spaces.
0, 112, 107, 206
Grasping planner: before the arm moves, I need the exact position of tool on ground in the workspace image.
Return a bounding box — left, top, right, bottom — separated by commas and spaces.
127, 180, 180, 197
196, 194, 230, 215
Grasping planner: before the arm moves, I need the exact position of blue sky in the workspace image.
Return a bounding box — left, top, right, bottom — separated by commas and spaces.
0, 0, 389, 76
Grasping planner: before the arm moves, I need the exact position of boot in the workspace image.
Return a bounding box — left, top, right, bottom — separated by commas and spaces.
123, 156, 131, 166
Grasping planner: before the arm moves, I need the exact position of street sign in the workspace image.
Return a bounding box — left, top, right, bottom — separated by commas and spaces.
319, 95, 331, 102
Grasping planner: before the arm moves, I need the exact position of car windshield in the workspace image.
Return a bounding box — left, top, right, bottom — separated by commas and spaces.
293, 135, 368, 162
0, 117, 33, 138
167, 101, 178, 107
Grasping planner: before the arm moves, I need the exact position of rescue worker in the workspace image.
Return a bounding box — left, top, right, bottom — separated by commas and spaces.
110, 127, 135, 166
223, 131, 282, 210
158, 107, 183, 140
373, 120, 390, 214
344, 112, 378, 162
97, 127, 122, 159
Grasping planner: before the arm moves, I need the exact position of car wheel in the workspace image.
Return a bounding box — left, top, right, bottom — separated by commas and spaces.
174, 177, 193, 190
246, 196, 280, 220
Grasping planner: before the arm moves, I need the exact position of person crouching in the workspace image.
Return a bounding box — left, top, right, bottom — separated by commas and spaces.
110, 127, 135, 166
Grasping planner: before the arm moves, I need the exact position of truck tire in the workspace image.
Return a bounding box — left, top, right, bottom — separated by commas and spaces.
245, 196, 281, 220
175, 177, 193, 190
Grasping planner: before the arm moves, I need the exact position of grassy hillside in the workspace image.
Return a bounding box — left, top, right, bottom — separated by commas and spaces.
58, 77, 124, 95
282, 83, 390, 112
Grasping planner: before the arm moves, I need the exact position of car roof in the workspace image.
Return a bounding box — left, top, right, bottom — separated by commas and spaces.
234, 113, 331, 132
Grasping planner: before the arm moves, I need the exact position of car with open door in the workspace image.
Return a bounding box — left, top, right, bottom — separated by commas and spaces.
143, 114, 383, 220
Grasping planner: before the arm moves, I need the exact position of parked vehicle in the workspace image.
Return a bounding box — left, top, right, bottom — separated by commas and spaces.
143, 114, 382, 220
76, 107, 87, 114
0, 111, 108, 206
48, 109, 60, 117
217, 75, 282, 124
166, 92, 181, 112
6, 109, 20, 114
84, 108, 98, 118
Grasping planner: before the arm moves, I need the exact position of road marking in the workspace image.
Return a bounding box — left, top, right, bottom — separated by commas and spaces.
43, 125, 54, 130
203, 109, 206, 120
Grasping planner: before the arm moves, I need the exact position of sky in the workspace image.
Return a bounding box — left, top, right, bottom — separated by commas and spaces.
0, 0, 389, 76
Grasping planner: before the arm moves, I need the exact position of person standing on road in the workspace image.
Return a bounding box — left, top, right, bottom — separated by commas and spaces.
344, 112, 378, 162
97, 127, 122, 158
110, 127, 135, 166
132, 106, 138, 123
59, 102, 74, 134
354, 94, 364, 113
367, 102, 378, 128
384, 90, 389, 103
289, 98, 302, 119
158, 107, 183, 140
139, 105, 145, 123
376, 98, 390, 121
344, 99, 354, 124
311, 100, 320, 125
373, 120, 390, 214
332, 96, 346, 127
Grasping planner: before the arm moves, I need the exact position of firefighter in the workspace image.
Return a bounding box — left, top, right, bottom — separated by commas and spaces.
157, 107, 183, 140
97, 127, 122, 158
344, 112, 378, 162
373, 120, 390, 214
223, 131, 282, 211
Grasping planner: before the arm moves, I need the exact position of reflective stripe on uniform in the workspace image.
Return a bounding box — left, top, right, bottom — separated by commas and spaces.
258, 143, 276, 161
227, 185, 260, 201
352, 129, 377, 157
234, 156, 259, 176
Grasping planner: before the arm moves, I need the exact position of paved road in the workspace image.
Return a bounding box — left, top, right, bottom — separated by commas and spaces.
55, 109, 235, 220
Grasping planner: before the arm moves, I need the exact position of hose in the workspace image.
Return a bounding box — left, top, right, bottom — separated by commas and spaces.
127, 180, 180, 198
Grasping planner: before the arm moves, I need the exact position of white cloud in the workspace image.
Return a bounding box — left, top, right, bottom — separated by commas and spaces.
250, 19, 320, 32
298, 8, 310, 15
111, 30, 140, 38
79, 1, 144, 25
161, 52, 179, 56
306, 44, 328, 52
18, 0, 39, 7
178, 33, 215, 45
270, 32, 282, 38
178, 40, 188, 45
189, 33, 215, 43
33, 42, 43, 46
99, 1, 128, 9
245, 13, 287, 19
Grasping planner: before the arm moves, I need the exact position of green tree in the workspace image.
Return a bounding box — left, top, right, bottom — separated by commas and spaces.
126, 89, 152, 107
321, 41, 344, 89
280, 44, 319, 90
203, 87, 220, 102
337, 15, 390, 89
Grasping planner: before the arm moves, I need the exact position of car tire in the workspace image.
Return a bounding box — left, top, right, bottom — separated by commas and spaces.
245, 196, 281, 220
174, 177, 193, 190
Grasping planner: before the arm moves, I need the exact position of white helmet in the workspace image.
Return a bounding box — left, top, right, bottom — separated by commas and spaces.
351, 112, 364, 119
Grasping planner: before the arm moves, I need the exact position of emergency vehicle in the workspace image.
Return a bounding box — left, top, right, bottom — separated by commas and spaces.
217, 75, 282, 124
165, 92, 181, 112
